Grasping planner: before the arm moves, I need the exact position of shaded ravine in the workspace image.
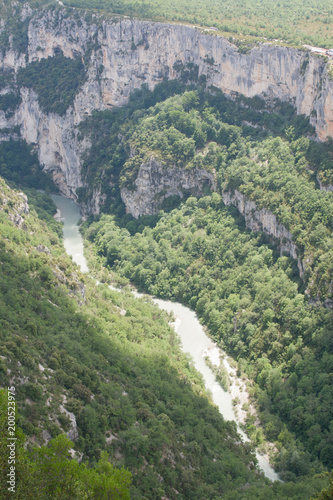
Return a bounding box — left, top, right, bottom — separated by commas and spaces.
52, 194, 280, 482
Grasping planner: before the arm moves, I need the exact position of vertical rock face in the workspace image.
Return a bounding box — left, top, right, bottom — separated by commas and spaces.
15, 88, 88, 197
0, 9, 332, 204
316, 173, 333, 192
121, 157, 216, 218
222, 189, 305, 276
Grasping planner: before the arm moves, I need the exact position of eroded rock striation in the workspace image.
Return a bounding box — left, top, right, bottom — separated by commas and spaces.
222, 189, 305, 276
0, 8, 332, 205
121, 157, 216, 218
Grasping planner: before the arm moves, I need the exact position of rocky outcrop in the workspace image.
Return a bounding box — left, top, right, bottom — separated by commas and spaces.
15, 88, 89, 198
222, 189, 305, 276
0, 8, 332, 207
316, 173, 333, 192
59, 402, 78, 442
10, 192, 29, 228
0, 186, 29, 228
121, 157, 216, 218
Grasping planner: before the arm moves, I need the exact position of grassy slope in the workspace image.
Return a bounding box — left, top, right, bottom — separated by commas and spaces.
75, 90, 333, 483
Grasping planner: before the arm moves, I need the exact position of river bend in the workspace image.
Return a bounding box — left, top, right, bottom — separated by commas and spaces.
52, 194, 280, 482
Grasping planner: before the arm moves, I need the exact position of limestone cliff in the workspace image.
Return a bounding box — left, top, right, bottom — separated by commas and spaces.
221, 189, 333, 307
121, 157, 216, 218
222, 189, 305, 276
0, 7, 332, 207
316, 173, 333, 192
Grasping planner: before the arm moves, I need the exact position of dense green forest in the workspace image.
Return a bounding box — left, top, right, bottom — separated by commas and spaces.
3, 178, 327, 498
0, 169, 331, 497
71, 83, 333, 485
0, 63, 331, 496
0, 390, 132, 499
0, 131, 330, 496
78, 86, 333, 304
0, 140, 57, 191
0, 0, 332, 496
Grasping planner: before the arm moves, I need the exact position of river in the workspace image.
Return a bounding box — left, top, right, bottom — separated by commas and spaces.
51, 194, 280, 482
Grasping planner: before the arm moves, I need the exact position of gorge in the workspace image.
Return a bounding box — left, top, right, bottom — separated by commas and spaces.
0, 2, 332, 498
51, 191, 281, 482
0, 8, 333, 205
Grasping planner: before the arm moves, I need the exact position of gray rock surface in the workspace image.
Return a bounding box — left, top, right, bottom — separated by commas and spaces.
222, 189, 305, 276
0, 9, 332, 209
121, 157, 216, 218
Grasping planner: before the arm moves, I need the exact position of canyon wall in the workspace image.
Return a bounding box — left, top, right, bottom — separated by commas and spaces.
0, 8, 332, 202
221, 189, 305, 276
120, 157, 216, 218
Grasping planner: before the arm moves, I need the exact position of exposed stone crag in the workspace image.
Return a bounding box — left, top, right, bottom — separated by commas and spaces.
0, 8, 332, 207
0, 186, 29, 228
121, 157, 216, 218
222, 189, 305, 276
316, 173, 333, 192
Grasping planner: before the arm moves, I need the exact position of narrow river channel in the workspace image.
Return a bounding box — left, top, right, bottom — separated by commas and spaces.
51, 194, 280, 482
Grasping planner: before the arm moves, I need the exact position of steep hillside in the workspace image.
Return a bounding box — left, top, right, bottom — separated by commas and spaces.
0, 2, 332, 498
0, 2, 332, 203
77, 89, 333, 305
0, 177, 308, 499
0, 173, 330, 498
77, 88, 332, 483
84, 192, 333, 480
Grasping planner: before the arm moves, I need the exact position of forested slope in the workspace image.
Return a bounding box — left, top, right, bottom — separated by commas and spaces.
76, 85, 333, 483
2, 178, 323, 498
79, 86, 333, 303
85, 196, 332, 476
